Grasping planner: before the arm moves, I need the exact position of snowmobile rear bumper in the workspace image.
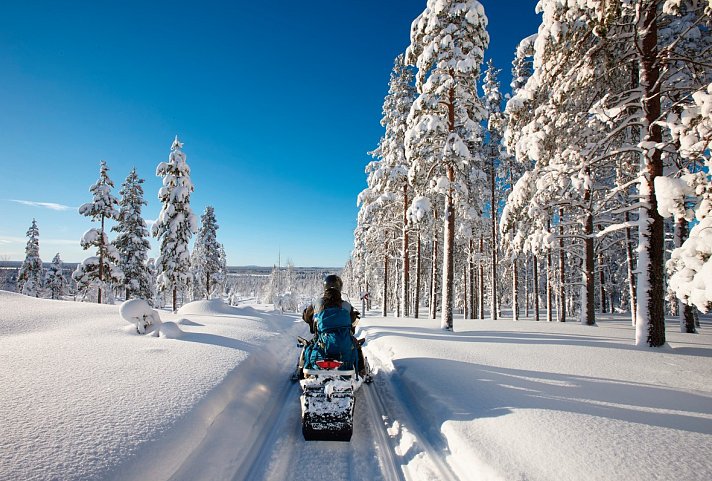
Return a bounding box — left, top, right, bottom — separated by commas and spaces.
300, 372, 355, 441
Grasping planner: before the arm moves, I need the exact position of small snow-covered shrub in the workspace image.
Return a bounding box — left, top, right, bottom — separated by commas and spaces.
120, 298, 161, 334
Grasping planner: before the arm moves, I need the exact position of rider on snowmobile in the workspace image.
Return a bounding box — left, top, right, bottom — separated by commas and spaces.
302, 274, 366, 377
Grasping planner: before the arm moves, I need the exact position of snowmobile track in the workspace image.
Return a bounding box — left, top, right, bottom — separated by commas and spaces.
230, 380, 301, 481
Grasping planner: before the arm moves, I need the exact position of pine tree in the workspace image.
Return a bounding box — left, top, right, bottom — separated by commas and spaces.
663, 80, 712, 317
113, 168, 152, 301
17, 219, 43, 297
73, 161, 123, 303
191, 206, 226, 299
152, 136, 197, 312
371, 55, 416, 316
483, 59, 505, 321
45, 253, 68, 300
370, 54, 417, 317
405, 0, 489, 330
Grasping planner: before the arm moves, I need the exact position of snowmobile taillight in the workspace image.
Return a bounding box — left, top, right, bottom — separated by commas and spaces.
315, 360, 342, 370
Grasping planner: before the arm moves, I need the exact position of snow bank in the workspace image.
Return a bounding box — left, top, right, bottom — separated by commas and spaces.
0, 291, 296, 481
361, 314, 712, 481
177, 298, 240, 316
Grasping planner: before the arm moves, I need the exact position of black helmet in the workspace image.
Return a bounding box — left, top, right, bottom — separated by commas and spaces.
324, 274, 343, 292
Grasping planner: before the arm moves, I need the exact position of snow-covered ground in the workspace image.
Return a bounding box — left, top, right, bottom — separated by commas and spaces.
1, 290, 711, 481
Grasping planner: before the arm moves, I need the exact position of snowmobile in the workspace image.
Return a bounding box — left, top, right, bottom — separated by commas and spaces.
293, 336, 371, 441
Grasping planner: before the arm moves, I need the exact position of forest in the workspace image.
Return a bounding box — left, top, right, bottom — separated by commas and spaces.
348, 0, 712, 347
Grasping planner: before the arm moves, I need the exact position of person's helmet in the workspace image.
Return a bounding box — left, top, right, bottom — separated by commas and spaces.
324, 274, 343, 292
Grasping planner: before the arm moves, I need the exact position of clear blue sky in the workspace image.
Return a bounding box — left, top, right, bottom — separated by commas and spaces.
0, 1, 540, 267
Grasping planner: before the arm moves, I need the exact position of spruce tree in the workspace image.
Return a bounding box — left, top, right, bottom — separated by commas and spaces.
73, 160, 123, 303
17, 219, 43, 297
152, 136, 197, 312
45, 253, 68, 300
190, 206, 225, 299
113, 168, 152, 301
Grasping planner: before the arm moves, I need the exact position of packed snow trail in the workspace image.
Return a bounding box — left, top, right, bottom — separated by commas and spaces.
163, 330, 460, 481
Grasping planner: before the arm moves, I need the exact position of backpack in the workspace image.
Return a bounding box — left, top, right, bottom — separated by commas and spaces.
304, 302, 358, 371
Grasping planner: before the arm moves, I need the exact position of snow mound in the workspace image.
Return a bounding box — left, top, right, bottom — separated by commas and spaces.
156, 321, 183, 339
177, 298, 240, 316
120, 299, 161, 334
0, 290, 116, 337
177, 318, 203, 327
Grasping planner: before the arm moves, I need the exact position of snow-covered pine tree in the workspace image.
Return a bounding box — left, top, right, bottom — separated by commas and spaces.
146, 258, 158, 305
190, 206, 226, 299
355, 168, 400, 316
45, 253, 68, 300
663, 80, 712, 319
502, 0, 643, 327
370, 54, 417, 317
582, 0, 711, 344
405, 0, 489, 330
16, 219, 43, 297
152, 136, 198, 312
112, 168, 152, 301
483, 59, 506, 321
262, 265, 280, 305
506, 39, 537, 322
73, 161, 123, 303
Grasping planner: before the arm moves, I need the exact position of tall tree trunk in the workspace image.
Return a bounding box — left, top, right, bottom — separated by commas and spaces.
470, 239, 477, 319
382, 246, 389, 317
524, 255, 530, 318
172, 286, 177, 313
533, 255, 540, 321
430, 228, 439, 320
402, 185, 410, 317
625, 211, 638, 325
512, 258, 519, 321
636, 1, 666, 347
463, 264, 468, 319
440, 85, 457, 331
415, 233, 421, 319
98, 214, 105, 304
441, 164, 455, 330
479, 234, 485, 319
583, 185, 596, 325
490, 168, 498, 321
546, 218, 553, 322
558, 208, 566, 322
394, 235, 401, 318
206, 273, 211, 300
598, 252, 607, 314
675, 217, 696, 333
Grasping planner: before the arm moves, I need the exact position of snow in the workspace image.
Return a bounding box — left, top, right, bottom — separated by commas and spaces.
2, 290, 712, 481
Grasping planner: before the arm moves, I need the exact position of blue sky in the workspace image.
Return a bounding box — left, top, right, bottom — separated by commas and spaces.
0, 1, 540, 267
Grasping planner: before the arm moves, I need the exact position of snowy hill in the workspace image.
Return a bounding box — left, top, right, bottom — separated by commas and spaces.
1, 290, 711, 481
